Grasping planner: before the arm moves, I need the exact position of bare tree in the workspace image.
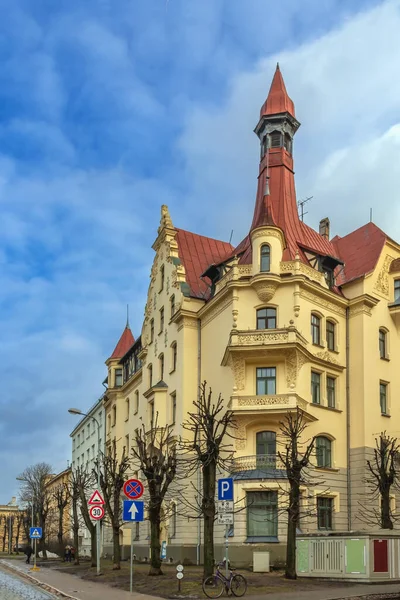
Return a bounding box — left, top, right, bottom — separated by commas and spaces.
132, 417, 178, 576
1, 516, 6, 552
358, 432, 400, 530
73, 465, 96, 567
18, 463, 53, 559
14, 512, 25, 554
182, 382, 236, 578
277, 409, 320, 580
95, 443, 131, 570
50, 483, 70, 555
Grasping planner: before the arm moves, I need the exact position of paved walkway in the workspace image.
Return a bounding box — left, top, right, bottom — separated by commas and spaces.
0, 559, 159, 600
2, 558, 400, 600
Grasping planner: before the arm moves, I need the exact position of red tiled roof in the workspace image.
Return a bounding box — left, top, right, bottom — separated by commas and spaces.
259, 64, 295, 119
332, 223, 387, 285
175, 229, 233, 299
109, 326, 135, 360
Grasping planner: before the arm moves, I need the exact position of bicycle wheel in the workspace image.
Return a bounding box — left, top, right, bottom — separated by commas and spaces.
230, 574, 247, 597
203, 575, 225, 599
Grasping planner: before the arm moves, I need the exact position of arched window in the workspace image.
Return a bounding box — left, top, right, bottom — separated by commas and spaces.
260, 244, 270, 272
148, 364, 153, 389
134, 390, 139, 414
270, 130, 282, 148
379, 329, 387, 359
311, 313, 321, 345
159, 354, 164, 381
284, 133, 292, 153
257, 307, 276, 330
316, 436, 332, 468
171, 342, 177, 372
170, 294, 175, 317
326, 320, 336, 351
160, 265, 165, 292
256, 431, 276, 469
150, 319, 154, 343
112, 405, 116, 427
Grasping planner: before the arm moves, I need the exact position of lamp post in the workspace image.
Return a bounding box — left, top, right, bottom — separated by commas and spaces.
68, 407, 101, 576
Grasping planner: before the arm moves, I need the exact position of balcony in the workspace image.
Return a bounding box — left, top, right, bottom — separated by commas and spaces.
229, 393, 309, 414
229, 327, 307, 350
231, 454, 286, 478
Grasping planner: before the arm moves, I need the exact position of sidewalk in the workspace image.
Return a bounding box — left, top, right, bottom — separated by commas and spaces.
2, 558, 400, 600
0, 558, 160, 600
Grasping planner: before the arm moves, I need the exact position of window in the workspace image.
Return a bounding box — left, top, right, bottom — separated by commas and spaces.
160, 307, 164, 333
170, 503, 177, 538
270, 130, 282, 148
379, 329, 387, 359
380, 382, 388, 415
311, 314, 321, 345
311, 371, 321, 405
395, 280, 400, 302
171, 342, 177, 372
149, 401, 155, 428
150, 319, 154, 343
107, 415, 111, 434
170, 294, 175, 317
257, 307, 276, 330
77, 434, 80, 446
115, 368, 123, 387
247, 491, 278, 538
327, 377, 336, 408
283, 132, 292, 153
148, 364, 153, 388
159, 354, 164, 381
160, 265, 165, 292
86, 449, 90, 464
316, 436, 332, 468
171, 392, 176, 425
256, 367, 276, 395
326, 321, 336, 351
125, 398, 130, 420
260, 245, 270, 272
317, 497, 333, 530
112, 405, 116, 427
92, 444, 95, 460
86, 424, 90, 439
134, 390, 139, 415
256, 431, 276, 468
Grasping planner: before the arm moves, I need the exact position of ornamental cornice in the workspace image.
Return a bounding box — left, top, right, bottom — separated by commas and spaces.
250, 227, 285, 244
348, 294, 379, 318
300, 289, 346, 317
200, 293, 233, 327
314, 350, 340, 365
238, 265, 252, 277
250, 274, 280, 302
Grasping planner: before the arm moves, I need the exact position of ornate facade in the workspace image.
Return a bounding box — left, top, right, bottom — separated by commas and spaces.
97, 65, 400, 565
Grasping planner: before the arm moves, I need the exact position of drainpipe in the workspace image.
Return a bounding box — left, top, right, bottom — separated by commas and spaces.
346, 307, 351, 530
197, 318, 202, 566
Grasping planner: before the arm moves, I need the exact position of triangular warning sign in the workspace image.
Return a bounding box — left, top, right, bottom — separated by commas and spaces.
88, 490, 105, 505
33, 529, 40, 536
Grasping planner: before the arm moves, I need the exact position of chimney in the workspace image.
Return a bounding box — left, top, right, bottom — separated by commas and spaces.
319, 217, 330, 240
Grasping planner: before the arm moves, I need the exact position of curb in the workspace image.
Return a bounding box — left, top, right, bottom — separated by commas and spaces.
0, 559, 79, 600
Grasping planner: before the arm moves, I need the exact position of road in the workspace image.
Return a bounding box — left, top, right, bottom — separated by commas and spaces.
0, 564, 56, 599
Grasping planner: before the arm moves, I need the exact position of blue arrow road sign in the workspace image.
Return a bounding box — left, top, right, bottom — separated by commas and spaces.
218, 478, 234, 501
29, 527, 42, 539
123, 500, 144, 522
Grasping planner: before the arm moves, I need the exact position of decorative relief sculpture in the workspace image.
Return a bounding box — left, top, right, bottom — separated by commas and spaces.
374, 255, 395, 296
238, 265, 252, 276
234, 416, 254, 450
283, 349, 308, 389
237, 395, 290, 406
235, 331, 288, 345
252, 280, 278, 302
300, 289, 346, 316
315, 350, 340, 365
231, 355, 245, 391
232, 308, 238, 329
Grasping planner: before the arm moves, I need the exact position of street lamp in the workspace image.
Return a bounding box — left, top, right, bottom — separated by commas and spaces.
68, 407, 101, 576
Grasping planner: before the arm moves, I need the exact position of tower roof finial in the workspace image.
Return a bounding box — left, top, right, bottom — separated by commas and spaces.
259, 65, 295, 118
126, 304, 129, 328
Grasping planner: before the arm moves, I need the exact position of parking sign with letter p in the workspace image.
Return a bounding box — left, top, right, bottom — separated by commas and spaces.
218, 477, 233, 501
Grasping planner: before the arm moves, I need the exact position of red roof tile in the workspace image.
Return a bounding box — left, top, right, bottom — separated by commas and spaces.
332, 223, 387, 285
260, 64, 295, 118
109, 326, 135, 360
175, 229, 233, 299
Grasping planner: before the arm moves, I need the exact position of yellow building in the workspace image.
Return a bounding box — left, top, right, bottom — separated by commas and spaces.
46, 467, 72, 552
0, 497, 26, 553
102, 65, 400, 565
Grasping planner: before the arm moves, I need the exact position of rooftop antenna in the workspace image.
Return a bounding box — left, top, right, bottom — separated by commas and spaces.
229, 230, 234, 244
297, 196, 313, 222
126, 304, 130, 328
370, 208, 373, 222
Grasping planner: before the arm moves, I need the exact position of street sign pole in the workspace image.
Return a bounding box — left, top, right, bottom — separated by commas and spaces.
33, 538, 37, 571
130, 528, 134, 593
225, 525, 229, 579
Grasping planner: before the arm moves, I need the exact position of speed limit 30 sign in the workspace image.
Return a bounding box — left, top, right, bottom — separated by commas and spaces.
90, 505, 105, 520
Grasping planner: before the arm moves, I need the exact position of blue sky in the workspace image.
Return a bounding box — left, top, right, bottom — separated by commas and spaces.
1, 0, 400, 501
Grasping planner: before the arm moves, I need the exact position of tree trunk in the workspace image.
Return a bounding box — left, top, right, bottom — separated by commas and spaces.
39, 517, 48, 559
203, 461, 216, 578
285, 481, 300, 579
112, 524, 121, 570
381, 488, 393, 529
72, 496, 80, 565
149, 508, 162, 575
79, 489, 96, 567
57, 506, 64, 550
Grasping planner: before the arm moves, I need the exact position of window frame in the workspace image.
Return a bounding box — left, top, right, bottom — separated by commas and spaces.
380, 381, 388, 415
246, 491, 278, 539
170, 294, 175, 318
270, 130, 282, 148
260, 244, 271, 273
311, 371, 321, 405
311, 314, 321, 346
326, 376, 336, 408
256, 307, 277, 330
317, 497, 333, 530
134, 390, 139, 415
160, 265, 165, 292
171, 342, 177, 372
316, 436, 332, 468
149, 400, 155, 428
148, 364, 153, 389
159, 307, 164, 333
170, 392, 176, 425
159, 353, 164, 381
150, 319, 154, 344
256, 367, 276, 395
115, 368, 123, 387
395, 279, 400, 302
125, 398, 130, 421
379, 329, 387, 359
112, 405, 116, 427
326, 320, 336, 351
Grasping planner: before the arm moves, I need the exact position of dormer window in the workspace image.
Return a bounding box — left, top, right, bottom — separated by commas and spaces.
115, 368, 123, 387
270, 131, 282, 148
260, 244, 270, 273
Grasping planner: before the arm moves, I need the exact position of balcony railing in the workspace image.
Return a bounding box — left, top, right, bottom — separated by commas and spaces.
229, 327, 307, 349
231, 454, 285, 473
229, 393, 308, 412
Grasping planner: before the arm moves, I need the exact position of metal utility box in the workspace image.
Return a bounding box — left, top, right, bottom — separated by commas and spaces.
296, 532, 400, 582
253, 551, 270, 572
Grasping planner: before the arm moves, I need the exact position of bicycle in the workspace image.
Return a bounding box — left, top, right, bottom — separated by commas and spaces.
203, 562, 247, 598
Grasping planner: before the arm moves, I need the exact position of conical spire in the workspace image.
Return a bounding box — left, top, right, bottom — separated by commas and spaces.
259, 63, 295, 118
109, 325, 135, 360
